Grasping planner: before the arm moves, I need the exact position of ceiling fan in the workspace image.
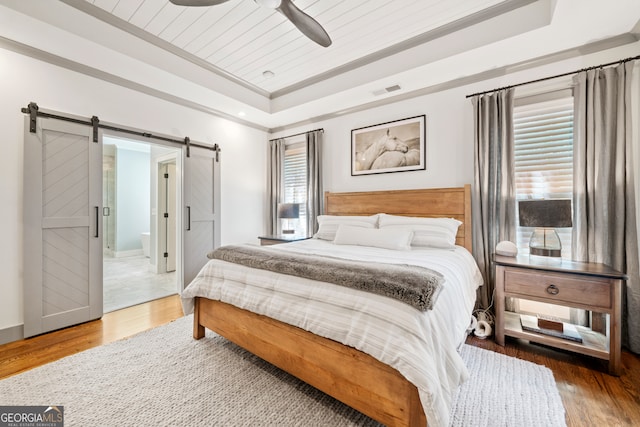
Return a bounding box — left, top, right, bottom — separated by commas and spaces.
169, 0, 332, 47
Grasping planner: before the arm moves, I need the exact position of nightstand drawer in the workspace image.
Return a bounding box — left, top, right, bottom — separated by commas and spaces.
504, 269, 611, 309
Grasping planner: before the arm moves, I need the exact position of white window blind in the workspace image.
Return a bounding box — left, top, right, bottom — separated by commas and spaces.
283, 141, 307, 235
514, 95, 574, 258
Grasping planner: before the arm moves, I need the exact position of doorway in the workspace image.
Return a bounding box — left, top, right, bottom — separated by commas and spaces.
22, 105, 220, 337
102, 136, 182, 313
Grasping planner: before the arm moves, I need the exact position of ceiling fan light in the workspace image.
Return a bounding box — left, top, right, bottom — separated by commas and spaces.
255, 0, 281, 9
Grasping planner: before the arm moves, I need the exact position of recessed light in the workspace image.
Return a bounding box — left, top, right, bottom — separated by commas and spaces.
262, 70, 275, 79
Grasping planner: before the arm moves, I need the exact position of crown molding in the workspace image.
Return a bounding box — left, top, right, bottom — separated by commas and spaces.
0, 35, 269, 132
268, 33, 639, 134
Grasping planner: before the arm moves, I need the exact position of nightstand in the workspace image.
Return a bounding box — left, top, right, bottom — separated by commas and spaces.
494, 255, 626, 375
258, 235, 310, 246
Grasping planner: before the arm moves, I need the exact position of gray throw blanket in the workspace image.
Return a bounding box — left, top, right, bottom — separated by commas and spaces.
208, 244, 444, 311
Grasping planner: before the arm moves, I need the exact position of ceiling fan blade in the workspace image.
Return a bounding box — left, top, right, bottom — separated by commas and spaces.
276, 0, 332, 47
169, 0, 231, 6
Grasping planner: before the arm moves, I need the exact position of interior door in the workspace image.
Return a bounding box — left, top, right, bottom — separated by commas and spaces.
23, 116, 102, 337
183, 146, 220, 286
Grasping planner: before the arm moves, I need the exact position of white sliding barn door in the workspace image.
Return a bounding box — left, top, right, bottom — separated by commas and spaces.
183, 146, 220, 286
23, 117, 102, 337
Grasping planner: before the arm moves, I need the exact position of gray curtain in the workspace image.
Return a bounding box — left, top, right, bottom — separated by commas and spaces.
573, 61, 640, 353
471, 89, 517, 309
267, 138, 285, 235
306, 130, 323, 236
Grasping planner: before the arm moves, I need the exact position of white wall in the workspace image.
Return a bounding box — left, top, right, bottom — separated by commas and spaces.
1, 34, 637, 336
319, 88, 473, 193
272, 42, 640, 197
0, 47, 267, 332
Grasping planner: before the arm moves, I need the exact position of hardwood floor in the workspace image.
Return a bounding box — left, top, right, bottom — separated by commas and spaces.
0, 295, 184, 379
1, 295, 638, 426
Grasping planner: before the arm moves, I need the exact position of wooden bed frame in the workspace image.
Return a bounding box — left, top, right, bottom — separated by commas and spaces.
193, 185, 472, 427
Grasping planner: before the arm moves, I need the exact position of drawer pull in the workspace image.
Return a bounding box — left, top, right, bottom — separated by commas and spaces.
546, 284, 559, 295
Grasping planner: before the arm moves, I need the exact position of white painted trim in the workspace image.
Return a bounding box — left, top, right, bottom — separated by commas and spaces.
114, 249, 144, 258
0, 324, 24, 345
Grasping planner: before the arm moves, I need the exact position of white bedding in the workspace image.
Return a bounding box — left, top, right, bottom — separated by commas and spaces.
181, 239, 483, 427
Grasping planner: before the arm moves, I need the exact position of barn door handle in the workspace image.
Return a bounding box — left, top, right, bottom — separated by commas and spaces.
95, 206, 99, 238
187, 206, 191, 231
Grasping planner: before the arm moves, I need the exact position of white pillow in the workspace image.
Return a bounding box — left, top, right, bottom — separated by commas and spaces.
313, 215, 378, 241
378, 214, 462, 249
333, 225, 413, 250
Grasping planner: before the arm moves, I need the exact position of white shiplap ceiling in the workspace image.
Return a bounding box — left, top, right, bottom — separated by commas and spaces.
82, 0, 506, 94
0, 0, 638, 129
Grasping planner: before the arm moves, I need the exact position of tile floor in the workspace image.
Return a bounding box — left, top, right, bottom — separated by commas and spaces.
103, 255, 177, 313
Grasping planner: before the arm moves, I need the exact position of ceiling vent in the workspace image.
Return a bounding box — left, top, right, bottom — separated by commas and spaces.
372, 85, 401, 96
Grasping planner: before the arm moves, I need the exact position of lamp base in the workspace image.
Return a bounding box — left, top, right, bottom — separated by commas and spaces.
530, 247, 561, 257
529, 228, 562, 258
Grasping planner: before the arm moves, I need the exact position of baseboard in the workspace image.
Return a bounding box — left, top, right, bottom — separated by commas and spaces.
0, 324, 24, 345
114, 249, 144, 258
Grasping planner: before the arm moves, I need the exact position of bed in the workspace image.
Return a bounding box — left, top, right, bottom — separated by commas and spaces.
181, 185, 481, 427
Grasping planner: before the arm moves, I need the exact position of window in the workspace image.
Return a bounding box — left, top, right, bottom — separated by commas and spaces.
283, 141, 307, 235
513, 93, 574, 258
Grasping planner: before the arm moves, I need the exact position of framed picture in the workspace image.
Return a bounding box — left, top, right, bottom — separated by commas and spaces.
351, 115, 426, 176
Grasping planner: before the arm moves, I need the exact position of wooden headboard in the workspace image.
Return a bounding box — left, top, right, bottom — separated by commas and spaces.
324, 184, 472, 252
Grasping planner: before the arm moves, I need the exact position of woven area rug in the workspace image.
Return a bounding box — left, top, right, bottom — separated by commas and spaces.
0, 316, 565, 427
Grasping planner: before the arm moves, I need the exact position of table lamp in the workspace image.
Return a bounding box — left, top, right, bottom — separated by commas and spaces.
518, 199, 572, 257
277, 203, 299, 234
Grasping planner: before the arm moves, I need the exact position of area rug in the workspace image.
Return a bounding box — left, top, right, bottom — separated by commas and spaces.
0, 316, 565, 426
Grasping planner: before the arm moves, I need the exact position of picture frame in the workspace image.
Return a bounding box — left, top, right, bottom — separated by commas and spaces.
351, 115, 426, 176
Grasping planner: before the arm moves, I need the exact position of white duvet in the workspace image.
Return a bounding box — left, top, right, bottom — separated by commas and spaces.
181, 239, 483, 427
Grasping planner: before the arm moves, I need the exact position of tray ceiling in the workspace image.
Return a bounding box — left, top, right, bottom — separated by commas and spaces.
81, 0, 507, 94
1, 0, 637, 129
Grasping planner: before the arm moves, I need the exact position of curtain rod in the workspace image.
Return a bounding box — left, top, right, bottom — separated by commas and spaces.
465, 54, 640, 98
269, 128, 324, 142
